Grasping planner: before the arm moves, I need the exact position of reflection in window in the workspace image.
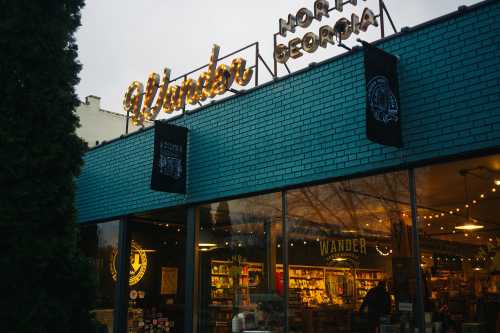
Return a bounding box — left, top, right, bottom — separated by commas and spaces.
416, 154, 500, 332
197, 193, 284, 332
287, 171, 417, 332
80, 220, 120, 333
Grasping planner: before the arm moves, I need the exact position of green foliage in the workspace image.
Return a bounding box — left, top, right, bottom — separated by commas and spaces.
0, 1, 98, 332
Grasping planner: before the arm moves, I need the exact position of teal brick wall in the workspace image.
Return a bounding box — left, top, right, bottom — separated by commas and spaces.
76, 1, 500, 223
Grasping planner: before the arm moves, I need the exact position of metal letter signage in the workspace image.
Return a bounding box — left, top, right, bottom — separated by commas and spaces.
123, 44, 253, 126
362, 41, 402, 147
150, 121, 188, 194
275, 0, 378, 64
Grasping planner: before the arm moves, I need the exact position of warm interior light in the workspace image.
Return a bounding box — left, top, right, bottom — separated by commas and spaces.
198, 243, 217, 247
341, 229, 357, 233
495, 179, 500, 186
333, 258, 347, 262
454, 224, 484, 230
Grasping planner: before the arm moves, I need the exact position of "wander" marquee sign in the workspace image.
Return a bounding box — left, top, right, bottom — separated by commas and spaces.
123, 44, 253, 126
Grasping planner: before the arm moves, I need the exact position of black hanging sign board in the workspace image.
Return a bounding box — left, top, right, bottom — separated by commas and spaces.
150, 121, 188, 194
362, 42, 402, 147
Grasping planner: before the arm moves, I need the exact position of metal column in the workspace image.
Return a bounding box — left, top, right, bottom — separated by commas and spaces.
409, 169, 425, 332
185, 206, 199, 333
114, 217, 130, 333
282, 191, 289, 333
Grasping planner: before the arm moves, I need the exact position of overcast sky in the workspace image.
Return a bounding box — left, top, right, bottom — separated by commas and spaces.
75, 0, 479, 117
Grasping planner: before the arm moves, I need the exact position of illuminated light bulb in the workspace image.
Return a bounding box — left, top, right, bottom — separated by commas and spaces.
456, 208, 460, 212
489, 238, 493, 242
435, 214, 439, 218
277, 244, 281, 248
365, 223, 370, 227
303, 241, 307, 245
423, 216, 427, 220
494, 179, 500, 186
238, 243, 242, 247
480, 194, 485, 199
441, 213, 445, 216
316, 238, 320, 242
452, 230, 456, 234
427, 223, 431, 227
465, 233, 469, 237
225, 242, 229, 246
291, 243, 294, 247
429, 216, 433, 219
472, 200, 477, 204
492, 188, 497, 193
465, 204, 470, 208
440, 226, 444, 230
476, 235, 480, 239
378, 219, 383, 223
449, 211, 454, 214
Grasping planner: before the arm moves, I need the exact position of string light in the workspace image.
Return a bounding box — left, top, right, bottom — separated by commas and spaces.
421, 184, 498, 220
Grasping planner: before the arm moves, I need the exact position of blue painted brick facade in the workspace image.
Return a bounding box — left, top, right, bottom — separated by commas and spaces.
76, 1, 500, 223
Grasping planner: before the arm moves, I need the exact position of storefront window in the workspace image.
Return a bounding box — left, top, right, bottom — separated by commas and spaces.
286, 171, 417, 332
126, 208, 187, 333
196, 193, 284, 332
80, 220, 120, 333
415, 154, 500, 332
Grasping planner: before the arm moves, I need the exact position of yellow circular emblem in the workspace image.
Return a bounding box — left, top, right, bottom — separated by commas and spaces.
111, 241, 148, 286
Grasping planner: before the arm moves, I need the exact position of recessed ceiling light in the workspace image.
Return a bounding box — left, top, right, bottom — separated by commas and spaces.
455, 224, 484, 230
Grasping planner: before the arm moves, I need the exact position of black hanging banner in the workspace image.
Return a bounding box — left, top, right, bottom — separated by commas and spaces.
362, 42, 402, 147
150, 121, 188, 194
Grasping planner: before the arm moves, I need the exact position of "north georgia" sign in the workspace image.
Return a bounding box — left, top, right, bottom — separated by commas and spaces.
274, 0, 378, 64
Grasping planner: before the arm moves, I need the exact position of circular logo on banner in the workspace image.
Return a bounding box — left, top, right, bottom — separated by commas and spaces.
111, 241, 148, 286
367, 76, 399, 124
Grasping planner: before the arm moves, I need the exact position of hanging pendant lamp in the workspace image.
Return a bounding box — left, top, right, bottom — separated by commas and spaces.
455, 172, 484, 231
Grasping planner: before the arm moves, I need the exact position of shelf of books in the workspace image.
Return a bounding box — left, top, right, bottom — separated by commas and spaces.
210, 260, 263, 306
276, 265, 383, 308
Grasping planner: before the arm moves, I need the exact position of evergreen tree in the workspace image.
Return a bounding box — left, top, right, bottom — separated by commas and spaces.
0, 1, 97, 332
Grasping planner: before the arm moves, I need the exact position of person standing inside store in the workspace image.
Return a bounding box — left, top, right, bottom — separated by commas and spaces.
359, 280, 391, 333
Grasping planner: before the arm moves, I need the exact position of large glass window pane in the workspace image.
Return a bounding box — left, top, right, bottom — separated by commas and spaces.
80, 220, 120, 333
126, 208, 186, 333
287, 171, 418, 332
196, 193, 284, 333
415, 154, 500, 332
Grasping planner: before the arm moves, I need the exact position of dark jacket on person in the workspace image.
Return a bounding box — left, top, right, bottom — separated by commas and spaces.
359, 284, 391, 319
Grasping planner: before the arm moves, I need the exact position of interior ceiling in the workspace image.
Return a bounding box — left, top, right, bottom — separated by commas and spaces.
133, 154, 500, 249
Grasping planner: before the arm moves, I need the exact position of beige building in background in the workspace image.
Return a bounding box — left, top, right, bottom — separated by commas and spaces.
76, 95, 150, 147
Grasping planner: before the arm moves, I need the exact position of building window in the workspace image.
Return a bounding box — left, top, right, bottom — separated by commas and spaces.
415, 153, 500, 332
286, 171, 416, 332
126, 208, 187, 333
80, 220, 120, 333
196, 193, 284, 332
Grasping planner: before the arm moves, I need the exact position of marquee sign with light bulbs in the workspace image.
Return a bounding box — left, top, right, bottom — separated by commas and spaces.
123, 44, 253, 126
274, 0, 379, 64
